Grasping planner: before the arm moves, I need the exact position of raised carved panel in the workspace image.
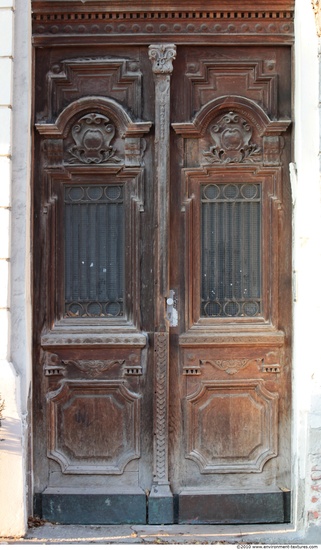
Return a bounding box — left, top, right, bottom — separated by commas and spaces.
185, 60, 278, 117
65, 113, 122, 165
202, 111, 262, 165
37, 97, 152, 170
36, 96, 152, 139
43, 57, 142, 121
172, 96, 291, 179
47, 380, 141, 474
172, 95, 291, 171
185, 380, 278, 473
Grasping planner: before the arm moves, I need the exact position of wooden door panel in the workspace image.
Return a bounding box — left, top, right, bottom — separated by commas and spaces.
169, 46, 292, 521
32, 15, 293, 523
173, 46, 291, 121
185, 378, 278, 473
47, 379, 141, 474
33, 47, 154, 523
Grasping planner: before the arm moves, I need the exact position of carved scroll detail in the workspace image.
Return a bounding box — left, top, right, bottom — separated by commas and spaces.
148, 44, 176, 74
201, 358, 261, 375
203, 111, 261, 165
67, 113, 121, 164
62, 359, 125, 378
43, 353, 141, 378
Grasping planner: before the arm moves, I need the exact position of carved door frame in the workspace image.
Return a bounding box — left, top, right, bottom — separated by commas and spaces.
32, 0, 294, 525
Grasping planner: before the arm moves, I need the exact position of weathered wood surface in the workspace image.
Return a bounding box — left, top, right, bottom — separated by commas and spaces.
32, 2, 293, 524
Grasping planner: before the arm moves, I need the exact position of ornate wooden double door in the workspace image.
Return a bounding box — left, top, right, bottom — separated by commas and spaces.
32, 4, 293, 524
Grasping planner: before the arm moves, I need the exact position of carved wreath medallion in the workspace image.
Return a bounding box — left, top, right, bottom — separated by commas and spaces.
203, 111, 261, 164
68, 113, 121, 164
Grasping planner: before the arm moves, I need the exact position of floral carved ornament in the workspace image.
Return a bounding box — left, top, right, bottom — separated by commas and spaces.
203, 111, 261, 165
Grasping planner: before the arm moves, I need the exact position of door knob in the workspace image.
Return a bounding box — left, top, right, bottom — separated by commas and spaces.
166, 290, 178, 327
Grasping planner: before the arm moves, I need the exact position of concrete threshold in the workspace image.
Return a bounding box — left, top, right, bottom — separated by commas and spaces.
1, 523, 320, 545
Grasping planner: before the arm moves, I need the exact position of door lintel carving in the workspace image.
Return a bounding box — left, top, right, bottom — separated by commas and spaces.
32, 2, 294, 45
36, 96, 152, 139
172, 95, 291, 138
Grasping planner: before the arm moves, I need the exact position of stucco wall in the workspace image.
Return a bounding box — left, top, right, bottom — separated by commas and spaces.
293, 0, 321, 536
0, 0, 321, 539
0, 0, 31, 537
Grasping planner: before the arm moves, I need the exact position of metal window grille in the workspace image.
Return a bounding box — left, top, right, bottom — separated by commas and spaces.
64, 184, 124, 318
201, 183, 261, 318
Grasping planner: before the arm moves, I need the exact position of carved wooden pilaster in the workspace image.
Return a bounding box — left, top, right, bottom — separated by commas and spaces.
148, 44, 176, 519
149, 43, 176, 315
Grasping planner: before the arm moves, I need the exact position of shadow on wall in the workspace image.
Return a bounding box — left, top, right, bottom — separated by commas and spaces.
0, 416, 23, 457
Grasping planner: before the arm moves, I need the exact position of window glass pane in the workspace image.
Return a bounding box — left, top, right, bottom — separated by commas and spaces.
64, 184, 124, 318
201, 183, 261, 318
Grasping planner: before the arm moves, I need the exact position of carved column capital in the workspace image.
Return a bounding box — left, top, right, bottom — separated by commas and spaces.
148, 44, 177, 75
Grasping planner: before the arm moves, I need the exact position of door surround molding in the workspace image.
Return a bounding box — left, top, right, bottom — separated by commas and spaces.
31, 0, 294, 526
32, 1, 294, 47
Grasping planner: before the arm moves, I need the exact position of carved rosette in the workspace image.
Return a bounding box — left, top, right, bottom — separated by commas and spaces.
67, 113, 121, 164
203, 111, 261, 164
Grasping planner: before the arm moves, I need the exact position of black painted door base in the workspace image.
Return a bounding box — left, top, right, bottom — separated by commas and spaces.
34, 489, 290, 525
178, 490, 291, 524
